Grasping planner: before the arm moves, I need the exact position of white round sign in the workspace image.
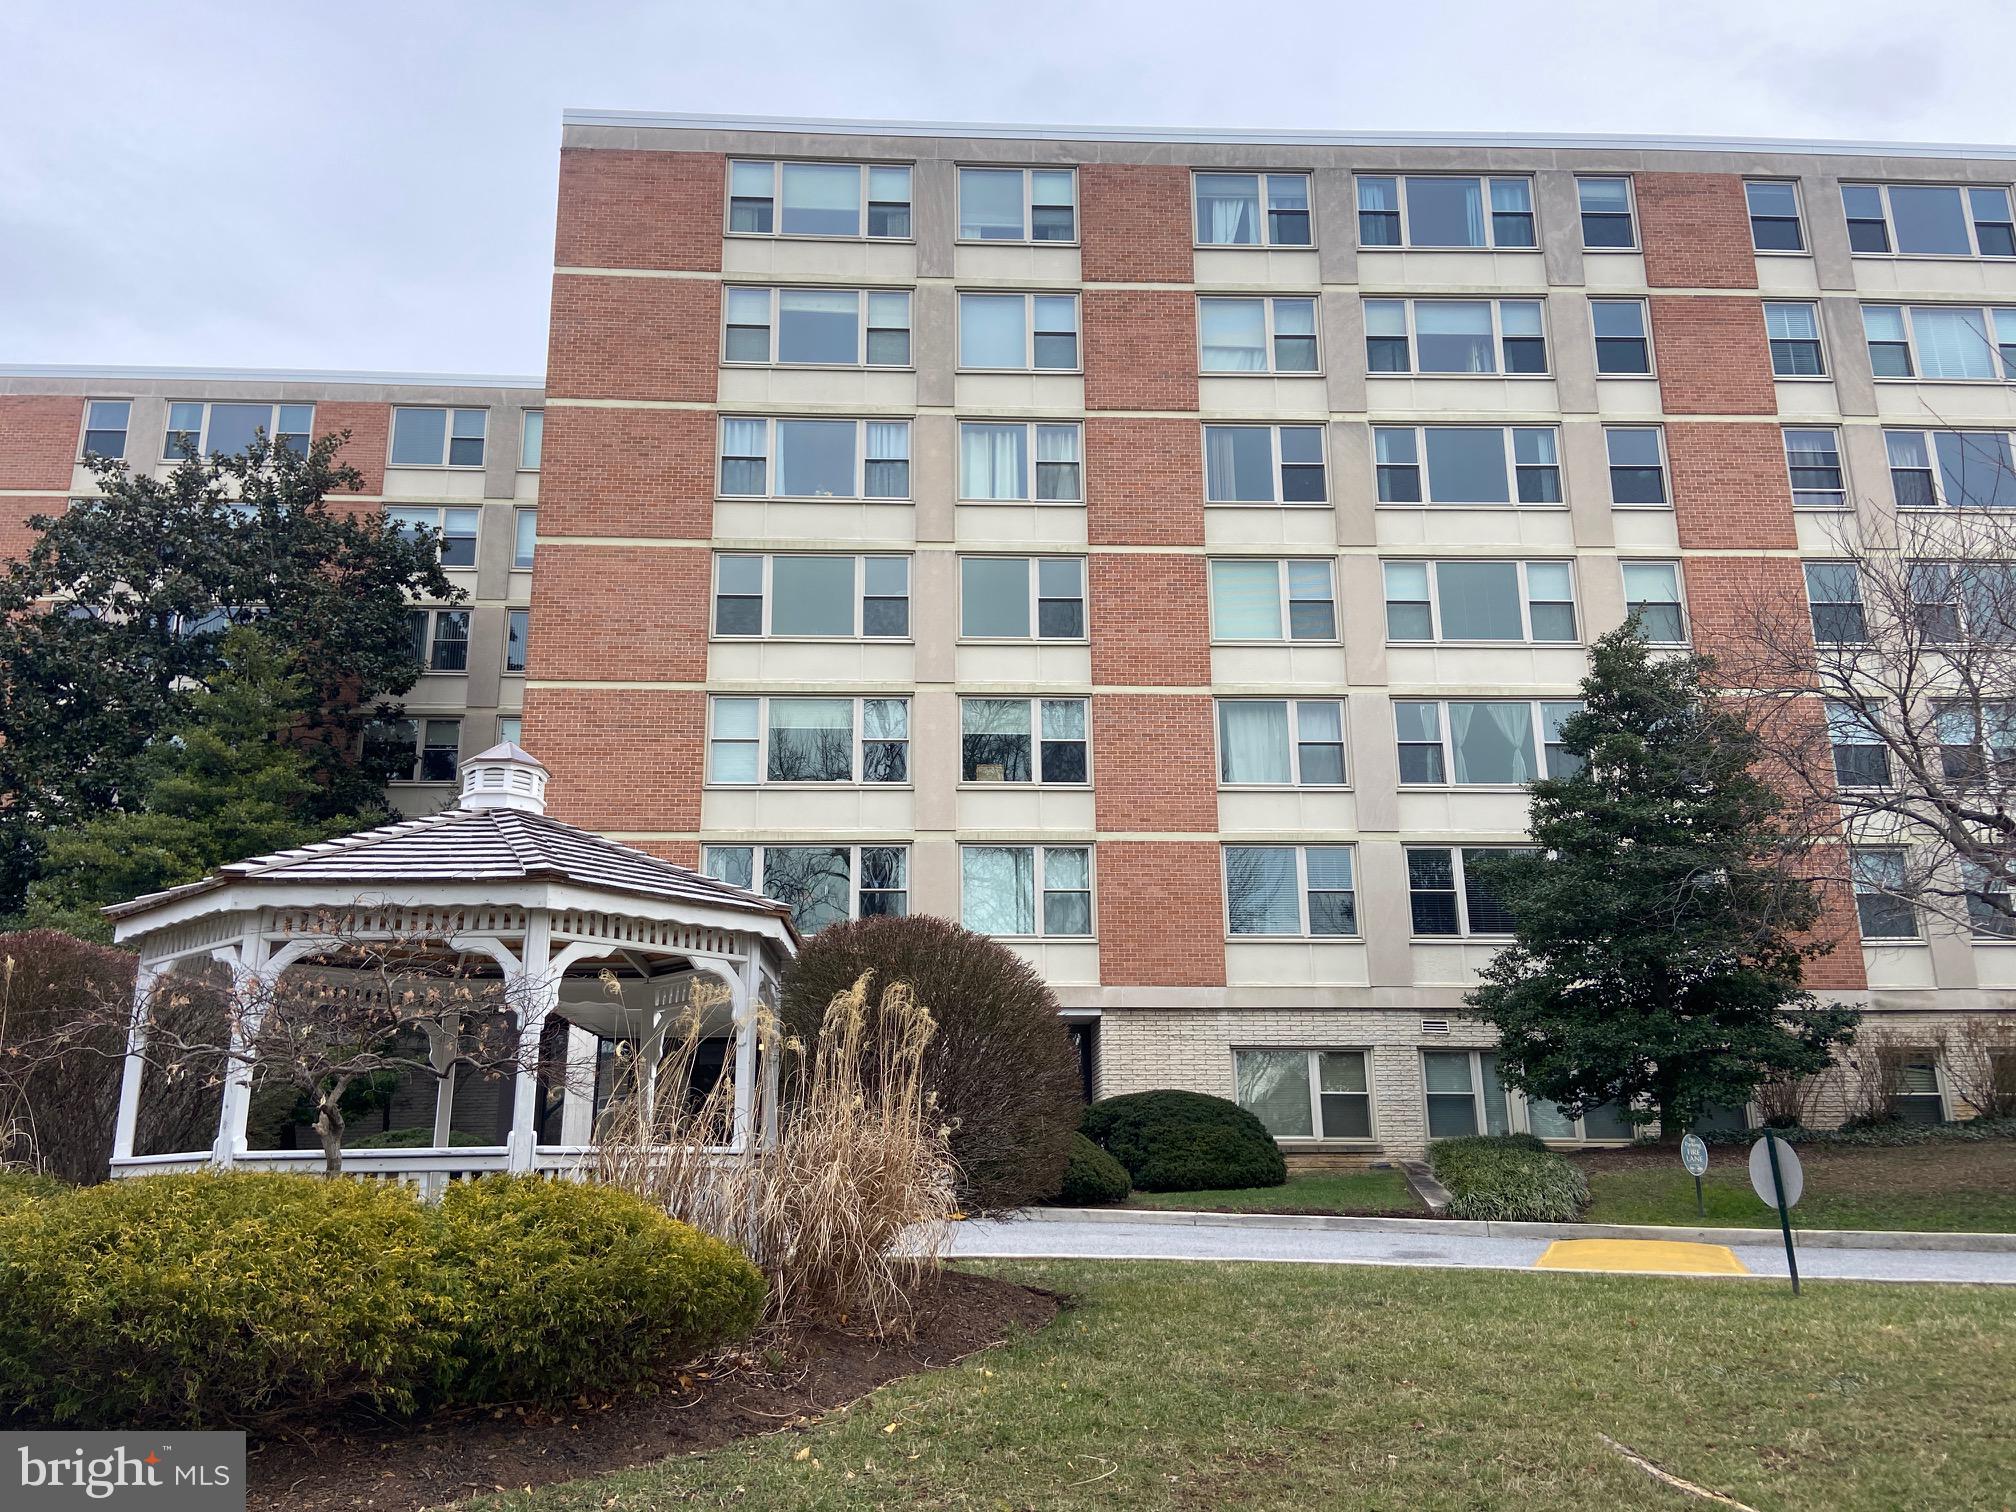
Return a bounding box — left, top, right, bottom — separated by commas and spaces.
1748, 1135, 1804, 1209
1680, 1133, 1709, 1177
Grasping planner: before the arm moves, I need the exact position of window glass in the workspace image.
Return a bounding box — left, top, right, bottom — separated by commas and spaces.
1318, 1052, 1371, 1137
1407, 177, 1485, 246
709, 698, 760, 783
963, 845, 1036, 935
1448, 701, 1535, 784
1237, 1051, 1313, 1139
1219, 701, 1292, 784
1424, 1051, 1482, 1137
1577, 177, 1635, 247
1199, 299, 1267, 371
1913, 306, 1996, 380
205, 403, 269, 455
961, 423, 1026, 499
1889, 185, 1971, 255
82, 399, 130, 457
777, 419, 856, 497
1621, 561, 1685, 641
1436, 561, 1522, 640
1226, 847, 1300, 935
1210, 559, 1283, 639
962, 556, 1030, 638
962, 698, 1031, 782
960, 167, 1026, 240
1424, 428, 1509, 503
1043, 847, 1093, 935
765, 846, 854, 932
767, 698, 853, 781
390, 408, 446, 466
780, 163, 859, 236
1196, 172, 1261, 244
1935, 431, 2016, 508
777, 289, 859, 364
959, 294, 1026, 367
520, 410, 543, 469
1204, 426, 1277, 501
1040, 699, 1089, 782
771, 556, 855, 636
1415, 301, 1495, 373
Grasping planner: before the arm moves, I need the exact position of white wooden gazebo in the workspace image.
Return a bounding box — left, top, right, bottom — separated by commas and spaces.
101, 744, 798, 1188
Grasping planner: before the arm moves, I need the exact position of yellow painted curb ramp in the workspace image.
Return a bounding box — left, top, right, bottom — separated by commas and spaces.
1535, 1239, 1750, 1275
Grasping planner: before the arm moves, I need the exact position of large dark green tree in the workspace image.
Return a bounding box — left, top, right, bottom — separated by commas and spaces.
0, 433, 455, 913
1466, 625, 1859, 1136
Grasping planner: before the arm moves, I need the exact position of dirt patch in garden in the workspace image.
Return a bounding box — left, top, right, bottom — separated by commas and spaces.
245, 1269, 1058, 1511
1567, 1137, 2016, 1200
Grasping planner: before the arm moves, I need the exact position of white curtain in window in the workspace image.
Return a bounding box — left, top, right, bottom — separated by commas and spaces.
1219, 701, 1292, 783
866, 421, 908, 462
961, 424, 1027, 498
1357, 176, 1398, 214
720, 417, 767, 458
1200, 301, 1267, 371
1912, 307, 1995, 380
1204, 427, 1244, 501
1449, 701, 1535, 784
1210, 560, 1283, 638
1197, 175, 1260, 244
962, 846, 1035, 934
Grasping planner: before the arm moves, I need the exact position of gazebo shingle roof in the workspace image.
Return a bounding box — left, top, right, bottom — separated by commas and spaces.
102, 804, 795, 930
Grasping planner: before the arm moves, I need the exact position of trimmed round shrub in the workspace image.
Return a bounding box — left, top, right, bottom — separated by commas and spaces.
1082, 1090, 1286, 1193
0, 1171, 67, 1214
1055, 1133, 1131, 1205
780, 915, 1082, 1210
0, 1172, 455, 1426
1428, 1134, 1589, 1223
436, 1175, 764, 1406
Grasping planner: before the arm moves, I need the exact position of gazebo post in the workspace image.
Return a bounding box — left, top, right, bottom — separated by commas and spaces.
733, 949, 762, 1154
505, 910, 555, 1173
429, 1012, 460, 1149
110, 957, 165, 1164
210, 932, 274, 1170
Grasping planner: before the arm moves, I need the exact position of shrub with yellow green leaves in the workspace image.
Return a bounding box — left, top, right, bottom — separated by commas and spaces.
0, 1170, 67, 1214
0, 1172, 455, 1427
436, 1175, 765, 1405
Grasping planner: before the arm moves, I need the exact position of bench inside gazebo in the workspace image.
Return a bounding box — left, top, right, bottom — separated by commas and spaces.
100, 744, 799, 1193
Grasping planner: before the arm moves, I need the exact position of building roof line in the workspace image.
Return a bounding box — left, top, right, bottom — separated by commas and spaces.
0, 364, 545, 389
560, 108, 2016, 160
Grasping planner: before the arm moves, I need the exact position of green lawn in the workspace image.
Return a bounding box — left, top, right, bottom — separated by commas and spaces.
1578, 1138, 2016, 1232
480, 1261, 2012, 1512
1125, 1168, 1421, 1216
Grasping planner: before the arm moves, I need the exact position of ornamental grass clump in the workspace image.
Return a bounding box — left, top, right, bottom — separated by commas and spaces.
594, 972, 958, 1336
1428, 1134, 1590, 1223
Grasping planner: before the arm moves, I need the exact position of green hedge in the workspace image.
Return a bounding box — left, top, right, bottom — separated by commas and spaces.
1054, 1133, 1131, 1205
0, 1171, 68, 1214
0, 1172, 764, 1427
1082, 1091, 1286, 1193
438, 1175, 764, 1405
1428, 1135, 1589, 1223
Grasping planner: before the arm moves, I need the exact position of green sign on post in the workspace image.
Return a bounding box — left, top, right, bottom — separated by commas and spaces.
1679, 1133, 1708, 1219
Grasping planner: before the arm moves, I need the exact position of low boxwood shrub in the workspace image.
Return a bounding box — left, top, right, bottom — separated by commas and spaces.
1428, 1135, 1589, 1223
1055, 1133, 1131, 1205
436, 1175, 764, 1405
0, 1171, 67, 1213
1082, 1090, 1286, 1193
0, 1172, 455, 1427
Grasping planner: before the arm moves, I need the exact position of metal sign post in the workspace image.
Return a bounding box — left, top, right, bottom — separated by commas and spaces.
1748, 1130, 1805, 1296
1679, 1133, 1708, 1219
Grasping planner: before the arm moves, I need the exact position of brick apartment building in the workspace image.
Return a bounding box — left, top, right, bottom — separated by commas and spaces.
5, 112, 2014, 1154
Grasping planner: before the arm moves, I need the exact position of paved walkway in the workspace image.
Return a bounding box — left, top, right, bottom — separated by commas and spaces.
944, 1214, 2016, 1286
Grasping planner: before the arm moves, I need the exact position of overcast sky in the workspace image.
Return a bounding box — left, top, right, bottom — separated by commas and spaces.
6, 0, 2015, 376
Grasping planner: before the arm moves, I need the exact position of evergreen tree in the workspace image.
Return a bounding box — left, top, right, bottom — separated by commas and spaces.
0, 432, 454, 911
1465, 625, 1859, 1136
17, 629, 374, 942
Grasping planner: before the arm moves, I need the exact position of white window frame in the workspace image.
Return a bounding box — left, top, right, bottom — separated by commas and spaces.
1354, 173, 1538, 250
1202, 423, 1329, 505
711, 553, 911, 640
1404, 845, 1534, 938
1783, 427, 1848, 510
1762, 301, 1829, 378
1604, 425, 1670, 508
957, 555, 1087, 642
1197, 295, 1322, 375
1214, 698, 1349, 788
410, 607, 472, 673
1619, 559, 1690, 645
715, 416, 912, 501
705, 695, 910, 787
1394, 699, 1583, 787
388, 406, 485, 469
1207, 557, 1339, 643
702, 844, 911, 928
375, 716, 462, 785
80, 399, 132, 459
955, 420, 1084, 503
1804, 561, 1868, 644
1589, 297, 1654, 377
1841, 181, 2016, 260
512, 508, 537, 569
1861, 303, 2016, 383
496, 715, 522, 746
956, 165, 1079, 244
162, 400, 315, 460
1222, 845, 1360, 939
1381, 559, 1580, 645
504, 608, 529, 674
725, 159, 914, 241
956, 292, 1081, 372
1745, 180, 1808, 254
721, 286, 913, 368
1371, 425, 1565, 508
957, 843, 1095, 939
1364, 297, 1551, 377
1235, 1048, 1376, 1143
518, 410, 543, 470
1852, 846, 1921, 941
1192, 170, 1315, 248
1882, 427, 2016, 509
1421, 1048, 1512, 1139
958, 696, 1091, 786
1575, 175, 1638, 250
388, 506, 481, 569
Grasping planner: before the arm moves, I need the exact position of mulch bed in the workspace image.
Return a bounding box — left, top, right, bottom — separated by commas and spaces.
247, 1270, 1057, 1511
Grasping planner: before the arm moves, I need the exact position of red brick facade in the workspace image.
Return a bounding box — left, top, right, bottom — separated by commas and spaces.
0, 395, 82, 490
538, 406, 715, 538
1666, 421, 1799, 550
1091, 694, 1219, 832
1095, 841, 1227, 986
553, 149, 725, 272
1078, 164, 1194, 283
1083, 289, 1200, 412
1085, 416, 1203, 546
1635, 173, 1759, 289
1088, 554, 1212, 687
314, 401, 390, 496
0, 495, 63, 563
520, 686, 705, 833
524, 545, 710, 684
546, 275, 721, 402
1652, 297, 1779, 415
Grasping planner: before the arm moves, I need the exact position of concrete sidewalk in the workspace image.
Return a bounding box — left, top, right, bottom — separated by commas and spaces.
945, 1213, 2016, 1286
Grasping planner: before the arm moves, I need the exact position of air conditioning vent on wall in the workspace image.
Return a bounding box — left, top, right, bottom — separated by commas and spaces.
1421, 1019, 1450, 1035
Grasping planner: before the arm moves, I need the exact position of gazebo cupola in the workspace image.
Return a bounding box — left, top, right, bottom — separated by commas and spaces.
99, 746, 798, 1188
